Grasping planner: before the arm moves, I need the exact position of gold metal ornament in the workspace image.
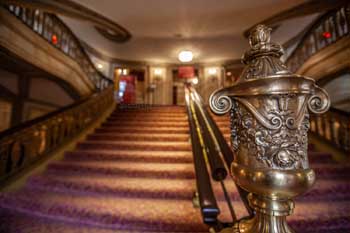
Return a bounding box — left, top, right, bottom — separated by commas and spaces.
209, 25, 330, 233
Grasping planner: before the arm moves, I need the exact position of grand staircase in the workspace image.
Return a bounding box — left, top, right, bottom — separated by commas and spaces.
0, 105, 349, 233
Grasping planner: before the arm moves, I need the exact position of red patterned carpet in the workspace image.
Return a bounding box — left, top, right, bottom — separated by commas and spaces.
0, 106, 349, 233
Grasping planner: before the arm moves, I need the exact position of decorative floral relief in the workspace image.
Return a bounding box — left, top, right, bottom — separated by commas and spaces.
230, 95, 310, 170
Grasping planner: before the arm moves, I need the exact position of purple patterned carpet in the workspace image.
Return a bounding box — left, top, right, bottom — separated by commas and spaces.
0, 106, 349, 233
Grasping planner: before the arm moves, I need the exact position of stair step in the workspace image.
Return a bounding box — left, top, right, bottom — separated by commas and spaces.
107, 116, 188, 122
77, 140, 191, 151
102, 121, 189, 127
110, 113, 186, 118
95, 127, 189, 134
87, 133, 190, 142
313, 164, 350, 178
0, 191, 208, 232
64, 150, 193, 163
1, 209, 198, 233
47, 161, 195, 179
27, 175, 196, 199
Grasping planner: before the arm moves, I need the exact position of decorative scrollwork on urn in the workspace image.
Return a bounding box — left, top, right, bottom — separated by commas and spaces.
209, 90, 232, 115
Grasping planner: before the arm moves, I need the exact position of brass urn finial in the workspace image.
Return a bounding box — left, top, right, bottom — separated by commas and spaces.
248, 24, 271, 47
210, 24, 330, 233
240, 25, 288, 80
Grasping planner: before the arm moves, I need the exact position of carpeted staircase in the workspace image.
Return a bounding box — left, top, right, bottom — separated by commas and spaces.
0, 106, 210, 232
0, 106, 349, 233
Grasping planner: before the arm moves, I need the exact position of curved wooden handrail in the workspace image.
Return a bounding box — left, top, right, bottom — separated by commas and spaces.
4, 4, 113, 91
285, 3, 350, 72
184, 86, 220, 226
0, 0, 131, 42
310, 106, 350, 153
187, 85, 254, 218
0, 87, 114, 185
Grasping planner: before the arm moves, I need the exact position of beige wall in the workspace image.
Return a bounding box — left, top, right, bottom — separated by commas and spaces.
0, 68, 75, 130
197, 66, 223, 105
148, 66, 173, 105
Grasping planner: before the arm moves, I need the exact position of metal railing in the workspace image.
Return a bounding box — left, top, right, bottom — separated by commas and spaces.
0, 87, 114, 185
285, 3, 350, 73
184, 86, 220, 226
310, 107, 350, 153
4, 4, 113, 91
185, 84, 253, 231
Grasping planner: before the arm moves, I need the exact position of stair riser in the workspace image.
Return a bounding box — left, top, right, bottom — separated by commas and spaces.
47, 165, 195, 179
95, 128, 189, 134
102, 122, 189, 127
26, 180, 195, 200
314, 167, 350, 178
110, 113, 186, 118
87, 134, 189, 142
107, 117, 188, 122
64, 152, 193, 163
77, 143, 192, 151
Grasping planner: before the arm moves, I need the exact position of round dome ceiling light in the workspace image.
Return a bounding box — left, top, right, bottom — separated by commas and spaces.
178, 50, 193, 63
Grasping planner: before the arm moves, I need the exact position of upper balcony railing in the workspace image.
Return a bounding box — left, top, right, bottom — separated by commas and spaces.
5, 5, 112, 91
0, 86, 114, 185
310, 107, 350, 153
285, 4, 350, 73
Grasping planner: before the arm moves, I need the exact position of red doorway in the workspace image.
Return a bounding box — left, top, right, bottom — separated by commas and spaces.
119, 75, 136, 104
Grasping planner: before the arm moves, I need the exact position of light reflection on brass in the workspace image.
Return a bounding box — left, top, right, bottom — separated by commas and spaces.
210, 25, 330, 233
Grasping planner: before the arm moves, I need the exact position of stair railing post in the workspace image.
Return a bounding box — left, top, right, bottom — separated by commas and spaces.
209, 25, 330, 233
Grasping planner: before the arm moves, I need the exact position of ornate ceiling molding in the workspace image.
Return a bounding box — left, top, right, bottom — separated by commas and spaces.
0, 0, 131, 43
244, 0, 350, 37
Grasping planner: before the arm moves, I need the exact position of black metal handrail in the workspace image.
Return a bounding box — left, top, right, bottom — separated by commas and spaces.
184, 87, 220, 226
3, 4, 113, 91
187, 85, 254, 219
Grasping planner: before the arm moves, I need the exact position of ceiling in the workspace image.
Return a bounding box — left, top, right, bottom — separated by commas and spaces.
61, 0, 316, 64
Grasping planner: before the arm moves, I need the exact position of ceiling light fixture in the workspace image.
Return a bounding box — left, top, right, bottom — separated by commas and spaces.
178, 50, 193, 63
97, 64, 103, 69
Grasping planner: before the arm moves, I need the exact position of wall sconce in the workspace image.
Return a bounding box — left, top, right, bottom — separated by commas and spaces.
208, 68, 217, 75
154, 68, 162, 76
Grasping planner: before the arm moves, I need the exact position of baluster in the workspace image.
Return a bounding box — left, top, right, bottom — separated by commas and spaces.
346, 120, 350, 151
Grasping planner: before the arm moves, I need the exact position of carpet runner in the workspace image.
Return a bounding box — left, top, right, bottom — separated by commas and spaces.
0, 106, 349, 233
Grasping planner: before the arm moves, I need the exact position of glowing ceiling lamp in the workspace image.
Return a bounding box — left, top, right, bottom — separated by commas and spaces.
178, 50, 193, 63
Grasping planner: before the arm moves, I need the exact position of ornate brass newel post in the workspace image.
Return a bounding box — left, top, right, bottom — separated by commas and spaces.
210, 25, 330, 233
